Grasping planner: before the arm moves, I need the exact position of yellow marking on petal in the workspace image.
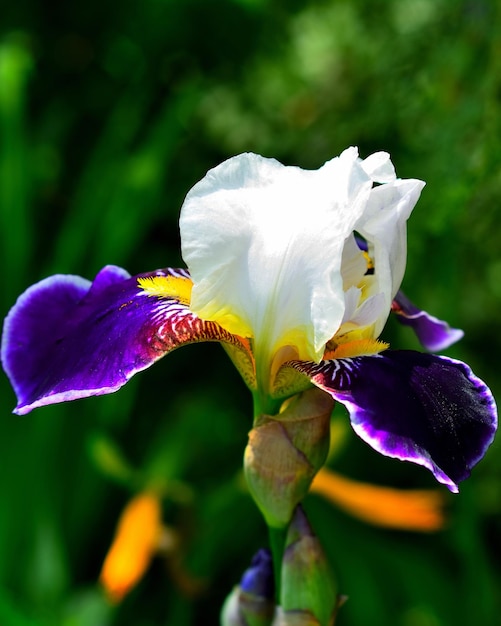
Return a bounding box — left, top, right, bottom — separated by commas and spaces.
201, 309, 253, 339
270, 362, 314, 400
222, 340, 257, 390
137, 275, 192, 305
100, 493, 164, 603
270, 345, 300, 387
323, 337, 389, 360
363, 250, 374, 271
311, 469, 446, 532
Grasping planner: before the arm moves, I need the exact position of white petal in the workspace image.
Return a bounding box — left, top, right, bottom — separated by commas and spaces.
180, 150, 374, 365
357, 178, 425, 335
341, 286, 362, 324
339, 290, 385, 337
340, 233, 367, 290
349, 292, 386, 327
361, 151, 396, 183
180, 148, 424, 387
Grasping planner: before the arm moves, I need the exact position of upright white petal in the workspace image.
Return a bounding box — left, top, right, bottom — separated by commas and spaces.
181, 150, 373, 367
356, 178, 425, 335
179, 149, 424, 387
361, 151, 396, 183
340, 233, 367, 290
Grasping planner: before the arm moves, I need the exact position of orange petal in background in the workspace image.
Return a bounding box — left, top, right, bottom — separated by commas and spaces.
311, 468, 445, 532
100, 492, 164, 602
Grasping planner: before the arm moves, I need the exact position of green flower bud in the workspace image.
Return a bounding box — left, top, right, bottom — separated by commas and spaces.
271, 608, 321, 625
244, 389, 333, 528
274, 389, 333, 472
280, 506, 339, 626
221, 549, 275, 626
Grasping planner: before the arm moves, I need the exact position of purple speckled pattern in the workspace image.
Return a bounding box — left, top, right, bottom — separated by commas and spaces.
290, 350, 497, 491
1, 265, 241, 415
392, 290, 464, 352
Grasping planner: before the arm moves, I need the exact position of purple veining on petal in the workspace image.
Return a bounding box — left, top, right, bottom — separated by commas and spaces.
1, 265, 245, 415
240, 548, 274, 599
392, 290, 464, 352
290, 351, 497, 491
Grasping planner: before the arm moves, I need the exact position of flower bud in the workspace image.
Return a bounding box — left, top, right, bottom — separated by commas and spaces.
244, 389, 333, 528
271, 607, 321, 626
274, 389, 334, 471
221, 549, 275, 626
280, 506, 339, 626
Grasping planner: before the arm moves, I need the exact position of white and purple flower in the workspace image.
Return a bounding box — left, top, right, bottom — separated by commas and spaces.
1, 148, 496, 492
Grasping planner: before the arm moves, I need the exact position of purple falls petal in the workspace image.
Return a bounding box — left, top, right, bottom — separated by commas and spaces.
1, 265, 247, 415
290, 351, 497, 491
392, 290, 464, 352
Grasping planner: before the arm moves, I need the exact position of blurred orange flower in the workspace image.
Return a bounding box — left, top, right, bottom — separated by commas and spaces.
99, 469, 445, 604
99, 492, 164, 602
311, 468, 445, 532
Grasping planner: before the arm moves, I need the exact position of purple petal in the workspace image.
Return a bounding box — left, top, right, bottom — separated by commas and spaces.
240, 548, 274, 598
1, 265, 248, 415
290, 351, 497, 491
392, 291, 464, 351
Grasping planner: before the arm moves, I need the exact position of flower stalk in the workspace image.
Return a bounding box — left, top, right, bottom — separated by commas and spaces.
1, 148, 497, 626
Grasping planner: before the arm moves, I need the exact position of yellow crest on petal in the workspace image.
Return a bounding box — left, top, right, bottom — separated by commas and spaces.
137, 275, 192, 305
323, 337, 389, 360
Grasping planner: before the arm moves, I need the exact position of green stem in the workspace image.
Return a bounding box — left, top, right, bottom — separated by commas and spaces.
268, 525, 287, 601
252, 390, 282, 422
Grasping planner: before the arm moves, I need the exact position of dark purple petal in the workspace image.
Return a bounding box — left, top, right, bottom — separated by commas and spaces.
289, 351, 497, 491
1, 265, 250, 415
354, 234, 368, 252
240, 549, 274, 599
392, 290, 464, 351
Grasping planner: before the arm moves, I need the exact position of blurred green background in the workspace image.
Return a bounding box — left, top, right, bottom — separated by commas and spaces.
1, 0, 501, 624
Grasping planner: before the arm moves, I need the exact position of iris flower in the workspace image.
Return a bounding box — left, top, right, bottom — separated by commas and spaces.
1, 148, 496, 492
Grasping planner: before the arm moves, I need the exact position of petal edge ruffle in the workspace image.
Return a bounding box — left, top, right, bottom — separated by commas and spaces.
392, 291, 464, 351
288, 351, 497, 491
1, 265, 254, 414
